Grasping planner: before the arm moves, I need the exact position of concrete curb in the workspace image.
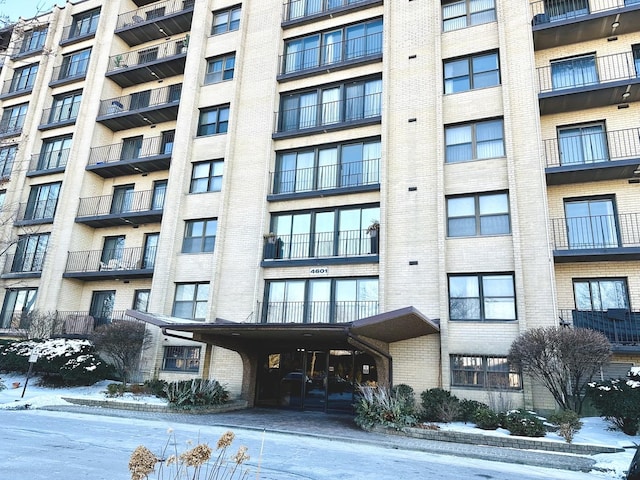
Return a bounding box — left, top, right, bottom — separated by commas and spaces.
61, 397, 248, 413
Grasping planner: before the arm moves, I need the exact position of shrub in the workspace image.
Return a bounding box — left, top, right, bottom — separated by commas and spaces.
354, 384, 417, 430
0, 377, 5, 391
503, 409, 546, 437
587, 372, 640, 436
473, 406, 502, 430
548, 410, 583, 443
164, 378, 229, 409
392, 384, 416, 411
459, 399, 489, 423
420, 388, 460, 422
143, 379, 168, 398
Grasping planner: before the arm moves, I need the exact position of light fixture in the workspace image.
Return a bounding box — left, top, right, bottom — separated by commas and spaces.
231, 332, 240, 336
302, 333, 313, 337
622, 92, 631, 99
611, 21, 620, 28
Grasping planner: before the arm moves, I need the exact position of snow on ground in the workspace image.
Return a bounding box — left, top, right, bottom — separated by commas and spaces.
0, 373, 637, 478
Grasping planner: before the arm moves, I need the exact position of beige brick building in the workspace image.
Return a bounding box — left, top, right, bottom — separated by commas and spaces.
0, 0, 637, 413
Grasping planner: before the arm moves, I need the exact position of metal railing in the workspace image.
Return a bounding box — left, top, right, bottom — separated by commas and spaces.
77, 189, 164, 218
279, 31, 382, 75
0, 116, 26, 137
270, 157, 379, 194
117, 0, 194, 30
50, 63, 88, 83
40, 101, 81, 127
11, 31, 47, 59
560, 308, 640, 345
60, 22, 98, 42
28, 149, 70, 173
55, 310, 139, 337
1, 77, 34, 96
65, 246, 155, 273
274, 91, 382, 133
88, 133, 174, 166
263, 228, 379, 260
16, 200, 57, 222
2, 252, 46, 274
531, 0, 640, 25
257, 300, 379, 324
107, 36, 188, 72
551, 213, 640, 249
98, 84, 182, 116
543, 126, 640, 168
537, 50, 638, 93
282, 0, 379, 22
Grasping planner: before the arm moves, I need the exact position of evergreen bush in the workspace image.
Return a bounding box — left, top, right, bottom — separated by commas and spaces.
503, 409, 546, 437
587, 372, 640, 436
420, 388, 460, 422
354, 384, 417, 430
473, 406, 502, 430
459, 399, 489, 423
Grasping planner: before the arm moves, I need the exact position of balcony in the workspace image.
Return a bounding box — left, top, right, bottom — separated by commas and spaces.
551, 212, 640, 261
59, 23, 98, 46
106, 39, 188, 88
15, 200, 57, 226
277, 31, 383, 81
87, 134, 173, 178
0, 116, 25, 139
96, 84, 181, 131
49, 64, 87, 87
116, 0, 194, 47
543, 126, 640, 184
273, 92, 382, 138
39, 102, 81, 130
0, 78, 34, 100
269, 157, 380, 200
26, 149, 70, 177
537, 51, 640, 114
531, 0, 640, 50
63, 247, 156, 280
76, 189, 164, 228
1, 252, 45, 278
560, 309, 640, 350
282, 0, 382, 27
257, 300, 379, 324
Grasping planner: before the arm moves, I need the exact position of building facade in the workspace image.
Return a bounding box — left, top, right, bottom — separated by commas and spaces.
0, 0, 637, 413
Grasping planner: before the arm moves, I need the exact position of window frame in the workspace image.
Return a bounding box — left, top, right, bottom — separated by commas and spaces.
448, 272, 516, 321
444, 51, 500, 94
20, 28, 48, 54
172, 282, 210, 319
556, 121, 609, 166
190, 159, 223, 193
38, 135, 72, 170
10, 63, 39, 92
162, 345, 201, 372
573, 278, 630, 311
60, 48, 91, 79
48, 90, 82, 124
445, 118, 505, 163
1, 103, 28, 134
205, 53, 236, 84
446, 191, 510, 237
442, 0, 497, 32
211, 6, 241, 35
182, 218, 218, 253
0, 144, 17, 178
25, 181, 61, 221
70, 7, 101, 38
12, 233, 49, 273
197, 105, 230, 136
0, 287, 37, 329
450, 354, 522, 389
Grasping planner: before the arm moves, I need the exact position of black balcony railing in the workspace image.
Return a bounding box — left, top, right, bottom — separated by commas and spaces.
16, 200, 57, 223
117, 0, 194, 29
551, 213, 640, 250
107, 37, 188, 72
28, 149, 70, 173
537, 51, 638, 93
50, 64, 88, 83
0, 116, 26, 137
60, 23, 98, 43
98, 84, 181, 116
88, 134, 174, 166
263, 228, 378, 260
274, 92, 382, 134
1, 77, 34, 96
77, 189, 164, 218
40, 101, 81, 128
257, 300, 378, 324
531, 0, 640, 25
55, 310, 139, 337
2, 252, 46, 274
282, 0, 379, 23
65, 247, 155, 273
560, 308, 640, 345
543, 126, 640, 168
279, 31, 382, 76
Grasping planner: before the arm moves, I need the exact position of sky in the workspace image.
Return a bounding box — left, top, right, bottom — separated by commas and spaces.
0, 0, 64, 21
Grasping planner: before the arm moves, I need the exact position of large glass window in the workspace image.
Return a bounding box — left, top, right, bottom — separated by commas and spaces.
442, 0, 496, 32
557, 123, 608, 165
573, 278, 629, 311
162, 346, 201, 372
90, 290, 115, 325
197, 106, 229, 136
48, 91, 82, 124
19, 28, 47, 54
447, 192, 510, 237
182, 219, 217, 253
190, 160, 223, 193
70, 8, 100, 38
133, 289, 150, 312
25, 182, 61, 221
445, 118, 504, 163
211, 6, 241, 35
10, 64, 38, 93
173, 283, 209, 319
564, 198, 618, 249
0, 103, 28, 135
12, 233, 49, 273
205, 54, 235, 84
449, 273, 516, 321
0, 145, 16, 178
59, 48, 91, 79
38, 136, 72, 170
451, 355, 521, 389
0, 288, 37, 329
551, 55, 598, 90
110, 185, 134, 214
444, 51, 499, 94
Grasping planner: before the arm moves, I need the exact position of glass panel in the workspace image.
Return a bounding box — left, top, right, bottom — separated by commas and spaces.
314, 212, 334, 258
304, 351, 327, 410
565, 199, 618, 249
446, 125, 472, 162
308, 280, 331, 322
318, 147, 338, 190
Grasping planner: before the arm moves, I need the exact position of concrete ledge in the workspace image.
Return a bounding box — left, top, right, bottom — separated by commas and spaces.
61, 397, 248, 414
373, 425, 623, 455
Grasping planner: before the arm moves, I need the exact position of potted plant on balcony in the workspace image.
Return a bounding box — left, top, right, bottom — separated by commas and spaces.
263, 232, 283, 260
113, 54, 127, 69
181, 34, 190, 54
366, 220, 379, 254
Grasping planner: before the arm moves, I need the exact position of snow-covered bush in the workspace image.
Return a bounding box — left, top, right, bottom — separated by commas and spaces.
502, 409, 546, 437
587, 370, 640, 435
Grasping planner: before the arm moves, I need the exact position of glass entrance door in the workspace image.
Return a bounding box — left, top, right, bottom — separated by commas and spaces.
304, 351, 327, 411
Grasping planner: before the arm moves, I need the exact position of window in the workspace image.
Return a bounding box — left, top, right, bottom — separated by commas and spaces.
0, 288, 37, 329
133, 290, 150, 312
70, 8, 100, 38
279, 77, 382, 132
59, 48, 91, 80
0, 145, 16, 178
447, 192, 510, 237
101, 236, 125, 268
551, 54, 598, 90
25, 182, 61, 221
282, 19, 383, 74
451, 355, 521, 389
190, 160, 223, 193
143, 233, 159, 269
130, 90, 151, 110
449, 273, 516, 321
442, 0, 496, 32
19, 28, 47, 55
633, 45, 640, 77
0, 191, 5, 210
10, 64, 38, 93
137, 47, 158, 64
445, 118, 504, 163
38, 136, 72, 170
444, 51, 499, 94
110, 185, 134, 214
152, 181, 166, 210
564, 198, 618, 249
182, 219, 217, 253
162, 346, 201, 372
12, 233, 49, 273
545, 0, 589, 22
197, 105, 229, 136
557, 122, 608, 166
90, 290, 115, 324
48, 91, 82, 124
0, 103, 28, 135
573, 278, 629, 311
205, 54, 235, 84
173, 283, 209, 319
212, 6, 241, 35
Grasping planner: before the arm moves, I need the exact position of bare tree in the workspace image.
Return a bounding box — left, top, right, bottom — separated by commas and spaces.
508, 326, 611, 413
91, 320, 153, 386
